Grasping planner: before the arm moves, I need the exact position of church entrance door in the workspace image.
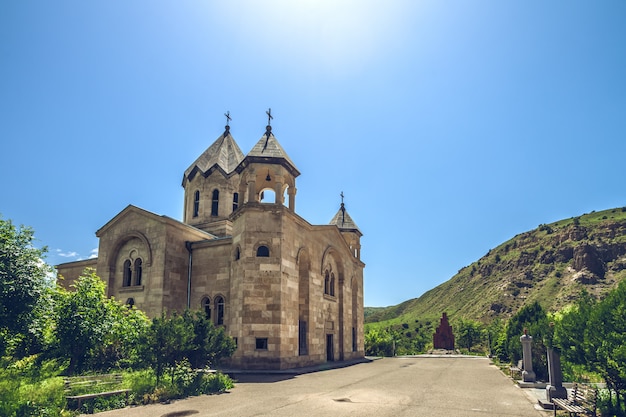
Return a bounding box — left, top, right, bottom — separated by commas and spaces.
326, 334, 334, 361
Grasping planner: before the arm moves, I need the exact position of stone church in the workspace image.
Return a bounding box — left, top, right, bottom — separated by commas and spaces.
57, 116, 365, 370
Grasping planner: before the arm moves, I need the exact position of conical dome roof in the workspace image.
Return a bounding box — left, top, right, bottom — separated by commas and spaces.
183, 127, 245, 183
330, 203, 362, 236
242, 128, 300, 177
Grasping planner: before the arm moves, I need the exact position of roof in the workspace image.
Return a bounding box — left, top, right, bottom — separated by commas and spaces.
329, 204, 362, 236
243, 130, 300, 177
183, 128, 245, 181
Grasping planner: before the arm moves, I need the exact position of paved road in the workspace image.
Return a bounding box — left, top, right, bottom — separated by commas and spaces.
95, 357, 547, 417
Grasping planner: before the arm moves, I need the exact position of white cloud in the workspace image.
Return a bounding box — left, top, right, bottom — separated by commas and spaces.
58, 251, 79, 258
89, 248, 99, 259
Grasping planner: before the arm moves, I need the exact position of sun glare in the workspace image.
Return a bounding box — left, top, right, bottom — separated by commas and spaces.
213, 0, 413, 77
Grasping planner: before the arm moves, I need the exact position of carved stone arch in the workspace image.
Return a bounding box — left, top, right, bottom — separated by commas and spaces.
108, 231, 153, 273
320, 246, 344, 278
320, 246, 335, 275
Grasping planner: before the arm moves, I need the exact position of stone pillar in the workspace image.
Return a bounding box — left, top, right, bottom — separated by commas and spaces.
520, 330, 536, 382
288, 187, 296, 212
274, 175, 284, 205
247, 178, 257, 203
546, 348, 567, 401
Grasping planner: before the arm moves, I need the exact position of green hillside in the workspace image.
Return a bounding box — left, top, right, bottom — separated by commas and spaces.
366, 207, 626, 329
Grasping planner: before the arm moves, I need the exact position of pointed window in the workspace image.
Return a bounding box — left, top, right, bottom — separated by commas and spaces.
202, 297, 211, 320
234, 246, 241, 261
123, 260, 132, 287
215, 295, 225, 325
126, 298, 135, 308
211, 189, 219, 216
232, 192, 239, 212
193, 190, 200, 218
134, 258, 143, 286
330, 273, 335, 297
324, 271, 330, 295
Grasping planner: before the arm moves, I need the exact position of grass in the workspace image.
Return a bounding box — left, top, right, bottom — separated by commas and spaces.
0, 356, 235, 416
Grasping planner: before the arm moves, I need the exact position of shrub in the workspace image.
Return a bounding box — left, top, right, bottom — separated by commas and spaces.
202, 372, 234, 394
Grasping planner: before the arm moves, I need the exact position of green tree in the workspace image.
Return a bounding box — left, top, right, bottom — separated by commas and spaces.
486, 318, 505, 358
502, 301, 550, 380
587, 281, 626, 410
140, 311, 195, 385
140, 310, 236, 385
54, 269, 109, 374
364, 327, 395, 356
54, 268, 150, 374
182, 310, 236, 369
554, 290, 595, 366
0, 216, 53, 356
90, 298, 150, 371
556, 284, 626, 411
455, 318, 483, 352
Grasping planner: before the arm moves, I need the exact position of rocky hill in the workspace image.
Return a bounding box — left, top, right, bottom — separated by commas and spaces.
366, 207, 626, 326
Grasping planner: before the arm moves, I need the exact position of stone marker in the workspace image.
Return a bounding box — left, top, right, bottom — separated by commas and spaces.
433, 312, 455, 350
520, 329, 536, 383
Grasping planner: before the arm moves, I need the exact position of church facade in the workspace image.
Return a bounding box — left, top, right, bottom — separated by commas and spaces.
57, 118, 365, 370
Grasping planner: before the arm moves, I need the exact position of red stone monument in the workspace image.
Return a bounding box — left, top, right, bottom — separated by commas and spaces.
433, 312, 455, 350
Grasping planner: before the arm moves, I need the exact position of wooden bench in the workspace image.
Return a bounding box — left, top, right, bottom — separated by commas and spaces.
64, 373, 131, 410
552, 383, 598, 417
509, 360, 523, 379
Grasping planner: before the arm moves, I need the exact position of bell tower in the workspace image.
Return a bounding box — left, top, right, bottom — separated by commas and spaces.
236, 109, 300, 211
181, 113, 245, 236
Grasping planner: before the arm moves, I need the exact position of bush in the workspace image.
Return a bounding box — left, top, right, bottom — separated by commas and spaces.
203, 372, 234, 394
124, 363, 234, 405
125, 369, 157, 404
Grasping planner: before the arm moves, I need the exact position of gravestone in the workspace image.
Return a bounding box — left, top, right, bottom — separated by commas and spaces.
546, 348, 567, 401
433, 312, 455, 350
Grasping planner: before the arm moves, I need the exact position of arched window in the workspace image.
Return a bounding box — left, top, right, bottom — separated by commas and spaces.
324, 271, 330, 295
202, 297, 211, 320
134, 258, 143, 286
330, 273, 336, 297
123, 260, 132, 287
126, 298, 135, 308
193, 190, 200, 217
215, 296, 225, 325
234, 246, 241, 261
256, 245, 270, 257
232, 192, 239, 212
211, 189, 219, 216
260, 189, 275, 203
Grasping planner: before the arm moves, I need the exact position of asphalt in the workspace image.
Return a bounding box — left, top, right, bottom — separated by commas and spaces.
91, 356, 551, 417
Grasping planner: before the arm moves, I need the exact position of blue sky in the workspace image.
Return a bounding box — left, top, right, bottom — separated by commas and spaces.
1, 1, 625, 307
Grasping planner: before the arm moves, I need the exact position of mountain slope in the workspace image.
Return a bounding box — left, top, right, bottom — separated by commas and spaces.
366, 207, 626, 326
